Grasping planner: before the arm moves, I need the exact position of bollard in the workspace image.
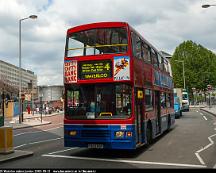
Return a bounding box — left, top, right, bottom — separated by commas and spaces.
0, 126, 14, 154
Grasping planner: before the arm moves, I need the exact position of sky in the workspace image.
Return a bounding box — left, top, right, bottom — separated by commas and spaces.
0, 0, 216, 86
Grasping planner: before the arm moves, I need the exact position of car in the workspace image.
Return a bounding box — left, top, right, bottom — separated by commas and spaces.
174, 96, 182, 118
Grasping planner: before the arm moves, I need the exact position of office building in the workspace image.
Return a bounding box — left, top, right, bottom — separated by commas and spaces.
0, 59, 37, 95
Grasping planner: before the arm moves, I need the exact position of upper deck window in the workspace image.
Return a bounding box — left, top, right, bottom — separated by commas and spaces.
66, 27, 128, 57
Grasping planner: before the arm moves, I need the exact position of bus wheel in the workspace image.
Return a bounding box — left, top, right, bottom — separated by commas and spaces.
167, 115, 171, 130
146, 124, 152, 145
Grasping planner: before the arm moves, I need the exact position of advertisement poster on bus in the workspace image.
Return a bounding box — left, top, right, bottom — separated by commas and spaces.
113, 56, 130, 81
64, 60, 77, 83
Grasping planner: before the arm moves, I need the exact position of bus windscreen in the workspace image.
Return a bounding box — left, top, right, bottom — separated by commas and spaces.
65, 83, 132, 119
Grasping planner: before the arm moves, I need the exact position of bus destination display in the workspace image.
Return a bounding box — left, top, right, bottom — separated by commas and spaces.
79, 60, 112, 80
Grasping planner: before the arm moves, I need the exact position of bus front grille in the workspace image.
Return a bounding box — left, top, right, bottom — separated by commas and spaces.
81, 130, 110, 138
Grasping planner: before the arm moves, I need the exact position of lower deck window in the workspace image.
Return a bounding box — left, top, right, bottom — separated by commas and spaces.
65, 83, 132, 119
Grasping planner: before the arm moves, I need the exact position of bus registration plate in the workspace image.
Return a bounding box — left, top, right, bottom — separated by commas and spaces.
88, 144, 104, 149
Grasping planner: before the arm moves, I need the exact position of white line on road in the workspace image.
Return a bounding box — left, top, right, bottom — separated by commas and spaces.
200, 113, 203, 116
47, 148, 78, 155
203, 116, 208, 121
14, 126, 63, 137
195, 133, 216, 165
196, 111, 199, 113
14, 137, 63, 149
29, 137, 63, 145
14, 144, 27, 149
195, 153, 205, 165
213, 163, 216, 168
42, 154, 206, 168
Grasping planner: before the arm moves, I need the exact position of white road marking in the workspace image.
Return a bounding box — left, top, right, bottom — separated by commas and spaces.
203, 116, 207, 121
14, 137, 63, 149
195, 153, 205, 165
29, 137, 63, 145
42, 154, 206, 168
14, 126, 63, 137
47, 148, 78, 155
213, 163, 216, 168
196, 111, 199, 113
14, 144, 27, 149
195, 133, 216, 165
200, 113, 203, 116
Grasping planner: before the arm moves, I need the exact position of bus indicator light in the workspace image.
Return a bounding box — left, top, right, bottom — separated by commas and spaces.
126, 131, 133, 137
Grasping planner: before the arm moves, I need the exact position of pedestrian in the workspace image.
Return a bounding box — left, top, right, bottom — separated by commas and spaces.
27, 105, 31, 114
36, 107, 39, 114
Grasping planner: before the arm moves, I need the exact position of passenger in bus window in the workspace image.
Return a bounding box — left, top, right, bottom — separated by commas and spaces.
90, 101, 95, 112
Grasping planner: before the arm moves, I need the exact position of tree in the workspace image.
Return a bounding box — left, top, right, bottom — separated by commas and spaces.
170, 40, 216, 94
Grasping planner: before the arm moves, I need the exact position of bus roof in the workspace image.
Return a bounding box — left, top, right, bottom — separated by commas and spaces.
66, 21, 170, 64
67, 22, 129, 34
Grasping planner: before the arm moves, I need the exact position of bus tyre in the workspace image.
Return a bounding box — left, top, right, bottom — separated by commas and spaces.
146, 124, 152, 145
167, 115, 171, 131
180, 110, 182, 117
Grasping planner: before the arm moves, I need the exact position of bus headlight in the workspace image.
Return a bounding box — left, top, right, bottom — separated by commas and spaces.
115, 131, 124, 138
70, 131, 77, 136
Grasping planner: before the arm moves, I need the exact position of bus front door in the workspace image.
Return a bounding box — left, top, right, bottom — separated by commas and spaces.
135, 88, 144, 145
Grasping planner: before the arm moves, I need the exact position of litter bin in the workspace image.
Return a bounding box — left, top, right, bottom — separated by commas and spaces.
0, 126, 14, 154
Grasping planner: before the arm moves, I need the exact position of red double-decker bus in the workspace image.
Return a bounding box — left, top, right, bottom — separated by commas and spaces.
64, 22, 175, 149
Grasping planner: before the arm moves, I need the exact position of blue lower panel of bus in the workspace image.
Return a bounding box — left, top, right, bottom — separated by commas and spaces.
64, 124, 136, 150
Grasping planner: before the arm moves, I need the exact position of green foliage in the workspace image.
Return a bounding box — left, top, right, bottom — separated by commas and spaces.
170, 40, 216, 94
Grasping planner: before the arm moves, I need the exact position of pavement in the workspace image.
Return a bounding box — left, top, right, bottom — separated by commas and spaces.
190, 104, 216, 117
0, 111, 63, 164
200, 105, 216, 117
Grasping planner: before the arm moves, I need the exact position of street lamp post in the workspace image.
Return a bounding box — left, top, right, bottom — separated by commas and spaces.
175, 60, 186, 89
39, 93, 43, 123
202, 4, 216, 8
19, 15, 37, 124
1, 89, 5, 126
